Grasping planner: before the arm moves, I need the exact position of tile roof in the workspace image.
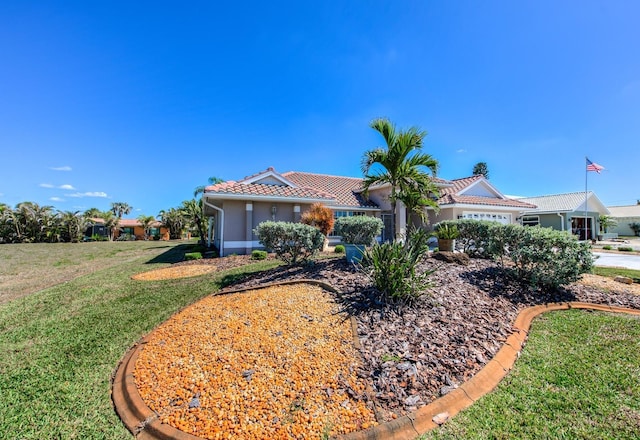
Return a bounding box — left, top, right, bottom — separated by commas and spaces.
517, 191, 595, 212
438, 176, 537, 209
204, 179, 336, 202
282, 171, 379, 208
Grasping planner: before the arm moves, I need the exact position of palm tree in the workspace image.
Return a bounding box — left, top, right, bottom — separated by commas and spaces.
194, 176, 224, 198
159, 208, 185, 239
100, 210, 118, 241
361, 118, 439, 240
59, 210, 88, 242
137, 215, 156, 240
111, 202, 132, 219
181, 199, 206, 244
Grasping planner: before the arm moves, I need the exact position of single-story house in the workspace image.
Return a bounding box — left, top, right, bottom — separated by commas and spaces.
517, 191, 609, 240
202, 167, 536, 256
607, 205, 640, 236
86, 218, 169, 240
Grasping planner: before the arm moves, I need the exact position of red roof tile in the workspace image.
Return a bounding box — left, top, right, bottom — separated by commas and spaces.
283, 171, 379, 208
204, 180, 336, 202
438, 176, 537, 209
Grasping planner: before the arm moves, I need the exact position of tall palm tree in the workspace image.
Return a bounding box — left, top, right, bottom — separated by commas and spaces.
361, 118, 439, 240
181, 199, 206, 244
111, 202, 132, 219
59, 210, 88, 243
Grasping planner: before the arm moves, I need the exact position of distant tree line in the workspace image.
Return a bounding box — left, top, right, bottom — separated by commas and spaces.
0, 193, 217, 244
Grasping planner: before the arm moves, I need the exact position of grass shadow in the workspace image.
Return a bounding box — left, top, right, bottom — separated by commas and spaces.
145, 244, 203, 264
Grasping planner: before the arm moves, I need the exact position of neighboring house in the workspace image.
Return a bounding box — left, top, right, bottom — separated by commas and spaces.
202, 168, 535, 256
607, 205, 640, 236
86, 218, 169, 240
517, 191, 610, 240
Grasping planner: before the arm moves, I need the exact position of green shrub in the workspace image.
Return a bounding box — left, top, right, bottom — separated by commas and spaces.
254, 221, 324, 265
334, 216, 383, 245
602, 245, 612, 250
618, 246, 634, 252
443, 220, 593, 289
360, 228, 434, 303
433, 222, 460, 240
448, 219, 496, 258
334, 244, 345, 254
251, 250, 268, 260
184, 252, 202, 261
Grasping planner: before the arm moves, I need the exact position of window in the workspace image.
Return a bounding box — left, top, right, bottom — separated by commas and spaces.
122, 227, 135, 235
522, 216, 540, 227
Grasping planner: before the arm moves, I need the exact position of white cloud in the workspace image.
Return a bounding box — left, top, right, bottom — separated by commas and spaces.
456, 149, 467, 153
59, 184, 76, 190
40, 183, 55, 188
50, 166, 72, 171
50, 197, 65, 202
67, 191, 108, 198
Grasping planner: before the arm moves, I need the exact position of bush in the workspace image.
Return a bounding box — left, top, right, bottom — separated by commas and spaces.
442, 220, 593, 289
116, 233, 135, 241
184, 252, 202, 261
618, 246, 634, 252
251, 250, 268, 260
433, 222, 460, 239
360, 228, 434, 303
334, 244, 345, 254
447, 219, 495, 258
334, 216, 383, 245
300, 203, 335, 236
254, 221, 324, 265
629, 222, 640, 237
602, 245, 613, 250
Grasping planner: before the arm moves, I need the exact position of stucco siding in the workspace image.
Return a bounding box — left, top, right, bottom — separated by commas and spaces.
609, 217, 640, 236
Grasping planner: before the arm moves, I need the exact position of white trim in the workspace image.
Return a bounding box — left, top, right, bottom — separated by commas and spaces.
225, 240, 262, 248
240, 169, 298, 187
203, 200, 224, 256
459, 178, 506, 199
245, 202, 253, 211
440, 203, 524, 212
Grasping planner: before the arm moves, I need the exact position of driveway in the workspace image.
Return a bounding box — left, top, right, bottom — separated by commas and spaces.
593, 252, 640, 270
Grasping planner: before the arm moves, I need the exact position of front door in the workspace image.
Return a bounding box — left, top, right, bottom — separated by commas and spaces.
571, 217, 593, 240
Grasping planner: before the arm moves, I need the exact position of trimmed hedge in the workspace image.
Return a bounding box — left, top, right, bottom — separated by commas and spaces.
334, 244, 345, 254
439, 220, 593, 289
184, 252, 202, 261
334, 216, 383, 245
254, 221, 324, 265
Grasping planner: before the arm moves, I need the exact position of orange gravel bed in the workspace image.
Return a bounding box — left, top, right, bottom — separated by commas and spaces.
131, 265, 218, 281
133, 283, 377, 439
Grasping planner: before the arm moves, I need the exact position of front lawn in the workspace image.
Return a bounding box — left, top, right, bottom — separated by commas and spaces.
420, 310, 640, 439
1, 242, 639, 439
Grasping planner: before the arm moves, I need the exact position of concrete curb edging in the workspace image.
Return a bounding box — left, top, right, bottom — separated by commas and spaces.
111, 285, 640, 440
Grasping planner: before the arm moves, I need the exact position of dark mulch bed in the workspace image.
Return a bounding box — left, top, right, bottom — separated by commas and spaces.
204, 254, 640, 422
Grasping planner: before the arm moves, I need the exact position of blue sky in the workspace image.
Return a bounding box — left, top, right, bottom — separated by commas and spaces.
1, 1, 638, 218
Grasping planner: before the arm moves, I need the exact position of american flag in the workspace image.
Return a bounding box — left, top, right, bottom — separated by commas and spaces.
586, 157, 604, 173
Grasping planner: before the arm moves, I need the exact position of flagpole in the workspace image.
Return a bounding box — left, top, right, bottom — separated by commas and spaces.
584, 156, 588, 241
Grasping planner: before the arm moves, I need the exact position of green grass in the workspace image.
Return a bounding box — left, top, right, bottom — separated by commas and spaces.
0, 242, 279, 438
592, 266, 640, 283
420, 310, 640, 439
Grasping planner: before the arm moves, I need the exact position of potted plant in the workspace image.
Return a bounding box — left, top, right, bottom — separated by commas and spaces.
434, 223, 459, 252
334, 216, 384, 263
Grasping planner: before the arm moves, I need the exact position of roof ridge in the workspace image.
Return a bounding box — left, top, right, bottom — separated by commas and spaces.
282, 170, 364, 180
521, 191, 593, 199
